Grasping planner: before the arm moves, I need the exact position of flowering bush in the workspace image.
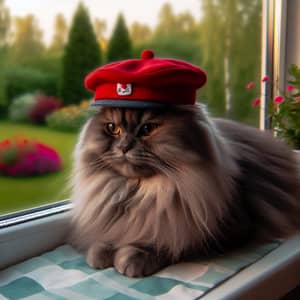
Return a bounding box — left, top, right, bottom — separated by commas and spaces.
46, 100, 96, 132
0, 137, 62, 177
8, 93, 38, 122
29, 95, 61, 124
247, 65, 300, 149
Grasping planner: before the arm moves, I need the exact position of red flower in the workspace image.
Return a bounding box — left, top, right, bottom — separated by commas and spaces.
252, 98, 261, 107
246, 82, 255, 90
262, 76, 269, 82
286, 85, 294, 93
273, 95, 284, 104
0, 137, 62, 177
295, 96, 300, 102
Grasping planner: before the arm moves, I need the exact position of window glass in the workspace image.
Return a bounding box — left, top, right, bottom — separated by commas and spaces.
0, 0, 262, 214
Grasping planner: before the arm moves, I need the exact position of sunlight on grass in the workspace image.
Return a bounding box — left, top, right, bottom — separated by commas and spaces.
0, 121, 78, 214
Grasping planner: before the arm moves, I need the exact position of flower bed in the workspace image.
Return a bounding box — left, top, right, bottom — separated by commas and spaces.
0, 137, 62, 177
29, 95, 61, 124
46, 100, 95, 132
8, 93, 61, 124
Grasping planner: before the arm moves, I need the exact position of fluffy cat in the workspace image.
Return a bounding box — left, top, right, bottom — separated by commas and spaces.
70, 104, 300, 277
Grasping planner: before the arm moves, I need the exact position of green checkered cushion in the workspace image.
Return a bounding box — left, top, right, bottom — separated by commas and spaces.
0, 242, 280, 300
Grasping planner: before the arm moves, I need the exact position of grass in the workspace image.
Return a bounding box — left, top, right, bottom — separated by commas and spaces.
0, 120, 78, 215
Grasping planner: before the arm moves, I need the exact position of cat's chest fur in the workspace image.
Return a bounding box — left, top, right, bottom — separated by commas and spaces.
72, 170, 211, 257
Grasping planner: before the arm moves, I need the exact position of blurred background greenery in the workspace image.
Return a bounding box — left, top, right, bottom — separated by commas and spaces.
0, 0, 262, 213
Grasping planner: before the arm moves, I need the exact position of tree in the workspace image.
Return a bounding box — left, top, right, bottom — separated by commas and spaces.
199, 0, 261, 123
49, 13, 68, 53
60, 3, 101, 104
0, 0, 10, 114
138, 4, 200, 65
106, 13, 132, 62
0, 0, 10, 47
10, 15, 45, 65
154, 3, 177, 36
93, 18, 107, 51
130, 22, 152, 45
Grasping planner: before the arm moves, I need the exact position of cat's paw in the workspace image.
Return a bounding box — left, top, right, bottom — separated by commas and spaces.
86, 242, 114, 269
114, 245, 161, 277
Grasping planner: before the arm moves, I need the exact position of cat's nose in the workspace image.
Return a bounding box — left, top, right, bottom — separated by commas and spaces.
119, 136, 134, 154
120, 144, 131, 154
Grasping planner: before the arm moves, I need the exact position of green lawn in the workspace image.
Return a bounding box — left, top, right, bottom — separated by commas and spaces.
0, 121, 78, 215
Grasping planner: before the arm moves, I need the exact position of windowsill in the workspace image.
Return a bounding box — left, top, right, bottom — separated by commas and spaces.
0, 200, 72, 229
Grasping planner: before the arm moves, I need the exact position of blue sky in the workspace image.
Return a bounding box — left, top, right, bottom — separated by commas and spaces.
6, 0, 201, 44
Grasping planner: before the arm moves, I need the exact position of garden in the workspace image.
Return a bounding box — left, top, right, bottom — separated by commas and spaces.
0, 94, 96, 213
0, 121, 76, 214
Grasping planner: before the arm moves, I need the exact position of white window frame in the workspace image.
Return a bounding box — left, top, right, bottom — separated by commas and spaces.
1, 4, 300, 298
260, 0, 287, 130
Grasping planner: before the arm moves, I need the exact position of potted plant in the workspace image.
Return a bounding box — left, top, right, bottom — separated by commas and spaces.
269, 65, 300, 150
247, 65, 300, 166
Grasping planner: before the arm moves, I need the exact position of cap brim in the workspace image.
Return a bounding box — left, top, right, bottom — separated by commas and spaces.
90, 99, 168, 108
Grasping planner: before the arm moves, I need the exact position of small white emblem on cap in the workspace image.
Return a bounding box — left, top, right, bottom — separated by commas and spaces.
117, 83, 132, 96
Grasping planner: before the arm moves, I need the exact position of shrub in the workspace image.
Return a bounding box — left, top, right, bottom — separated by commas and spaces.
5, 67, 58, 101
46, 100, 95, 132
29, 95, 61, 124
0, 137, 62, 177
8, 93, 38, 122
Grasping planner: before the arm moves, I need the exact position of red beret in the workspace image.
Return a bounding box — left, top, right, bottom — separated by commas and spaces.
85, 50, 207, 108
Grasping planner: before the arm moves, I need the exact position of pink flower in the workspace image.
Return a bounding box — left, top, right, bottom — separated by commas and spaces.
246, 82, 255, 90
0, 137, 62, 177
273, 95, 284, 104
295, 96, 300, 102
286, 85, 294, 93
262, 76, 269, 82
252, 98, 261, 107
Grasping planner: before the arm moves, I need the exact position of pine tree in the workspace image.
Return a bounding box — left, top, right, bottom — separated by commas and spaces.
60, 3, 101, 104
107, 14, 132, 62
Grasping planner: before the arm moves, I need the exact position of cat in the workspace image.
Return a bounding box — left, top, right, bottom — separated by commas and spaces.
70, 104, 300, 277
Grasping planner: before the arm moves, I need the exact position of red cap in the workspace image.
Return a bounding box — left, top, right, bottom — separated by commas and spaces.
85, 49, 207, 108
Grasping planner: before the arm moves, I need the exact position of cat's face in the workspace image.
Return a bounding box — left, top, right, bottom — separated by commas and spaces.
81, 106, 208, 178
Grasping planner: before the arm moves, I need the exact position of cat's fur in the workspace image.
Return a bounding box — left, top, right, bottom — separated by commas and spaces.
70, 104, 300, 277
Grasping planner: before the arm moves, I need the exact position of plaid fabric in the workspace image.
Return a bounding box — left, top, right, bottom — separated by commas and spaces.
0, 242, 280, 300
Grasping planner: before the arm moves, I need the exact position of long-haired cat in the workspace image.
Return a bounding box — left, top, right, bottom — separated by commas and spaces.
70, 104, 300, 277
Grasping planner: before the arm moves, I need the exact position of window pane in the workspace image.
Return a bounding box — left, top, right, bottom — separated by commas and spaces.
0, 0, 262, 215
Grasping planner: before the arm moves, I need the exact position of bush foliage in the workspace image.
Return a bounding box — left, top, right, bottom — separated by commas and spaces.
5, 67, 58, 101
46, 100, 95, 132
8, 93, 38, 122
29, 95, 61, 124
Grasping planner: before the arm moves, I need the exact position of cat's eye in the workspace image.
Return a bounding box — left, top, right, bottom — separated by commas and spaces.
139, 123, 159, 136
106, 123, 121, 135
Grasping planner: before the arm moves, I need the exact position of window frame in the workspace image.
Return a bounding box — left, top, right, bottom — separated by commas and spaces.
260, 0, 287, 130
1, 3, 300, 297
0, 200, 71, 229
